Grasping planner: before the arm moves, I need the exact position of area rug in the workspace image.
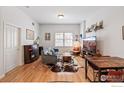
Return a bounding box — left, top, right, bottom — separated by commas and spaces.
51, 57, 83, 72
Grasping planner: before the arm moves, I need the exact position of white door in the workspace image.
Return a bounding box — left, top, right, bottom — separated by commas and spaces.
4, 23, 20, 73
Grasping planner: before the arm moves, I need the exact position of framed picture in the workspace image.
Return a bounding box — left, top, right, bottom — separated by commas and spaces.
122, 26, 124, 40
45, 33, 50, 40
26, 29, 34, 40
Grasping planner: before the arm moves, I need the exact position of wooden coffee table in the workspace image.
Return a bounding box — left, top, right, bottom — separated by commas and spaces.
84, 56, 124, 82
62, 52, 72, 62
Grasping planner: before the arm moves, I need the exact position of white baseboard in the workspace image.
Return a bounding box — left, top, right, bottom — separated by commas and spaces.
0, 74, 5, 79
19, 61, 24, 66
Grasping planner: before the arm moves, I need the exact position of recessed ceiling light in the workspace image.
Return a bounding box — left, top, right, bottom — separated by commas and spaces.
58, 14, 64, 19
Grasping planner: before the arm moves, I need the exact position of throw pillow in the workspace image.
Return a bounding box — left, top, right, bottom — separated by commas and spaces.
51, 49, 55, 55
44, 50, 49, 55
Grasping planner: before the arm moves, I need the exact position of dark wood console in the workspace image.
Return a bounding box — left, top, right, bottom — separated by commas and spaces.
24, 44, 39, 64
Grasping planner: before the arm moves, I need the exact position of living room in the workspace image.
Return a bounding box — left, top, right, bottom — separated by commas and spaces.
1, 0, 124, 92
0, 6, 124, 83
0, 6, 85, 82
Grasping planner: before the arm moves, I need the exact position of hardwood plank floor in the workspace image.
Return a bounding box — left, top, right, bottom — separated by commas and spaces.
0, 56, 88, 82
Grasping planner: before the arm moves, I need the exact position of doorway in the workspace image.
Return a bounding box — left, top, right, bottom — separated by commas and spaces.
4, 23, 20, 73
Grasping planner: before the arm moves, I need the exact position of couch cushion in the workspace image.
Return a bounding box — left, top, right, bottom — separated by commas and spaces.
43, 48, 54, 55
43, 48, 59, 56
50, 49, 56, 55
43, 50, 49, 55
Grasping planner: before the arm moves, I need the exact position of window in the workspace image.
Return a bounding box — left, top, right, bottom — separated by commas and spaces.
55, 33, 64, 46
55, 33, 73, 47
64, 33, 73, 46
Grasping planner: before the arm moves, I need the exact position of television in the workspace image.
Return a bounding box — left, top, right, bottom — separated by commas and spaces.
32, 44, 38, 49
31, 44, 39, 58
83, 36, 97, 55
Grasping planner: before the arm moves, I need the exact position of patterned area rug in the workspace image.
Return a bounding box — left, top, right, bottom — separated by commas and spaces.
51, 56, 84, 72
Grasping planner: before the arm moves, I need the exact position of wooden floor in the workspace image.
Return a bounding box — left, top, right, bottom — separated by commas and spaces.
0, 56, 88, 82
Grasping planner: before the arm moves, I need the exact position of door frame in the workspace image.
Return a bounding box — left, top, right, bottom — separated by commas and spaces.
3, 21, 21, 74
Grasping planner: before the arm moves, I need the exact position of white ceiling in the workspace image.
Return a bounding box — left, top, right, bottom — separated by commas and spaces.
18, 6, 105, 24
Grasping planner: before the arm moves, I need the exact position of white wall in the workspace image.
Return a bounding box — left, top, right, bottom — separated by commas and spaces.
0, 6, 39, 77
39, 24, 80, 53
1, 7, 39, 45
80, 20, 86, 48
86, 7, 124, 58
0, 8, 4, 78
80, 20, 86, 38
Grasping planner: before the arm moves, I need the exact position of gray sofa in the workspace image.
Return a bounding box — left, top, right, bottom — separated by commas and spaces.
41, 50, 57, 65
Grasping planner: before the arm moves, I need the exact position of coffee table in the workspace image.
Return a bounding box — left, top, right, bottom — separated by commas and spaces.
63, 52, 72, 62
85, 56, 124, 82
53, 52, 79, 72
